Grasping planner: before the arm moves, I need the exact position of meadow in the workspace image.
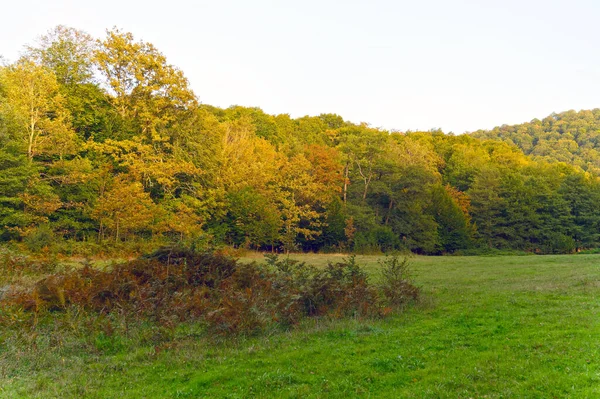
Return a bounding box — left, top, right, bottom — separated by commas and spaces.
1, 253, 599, 398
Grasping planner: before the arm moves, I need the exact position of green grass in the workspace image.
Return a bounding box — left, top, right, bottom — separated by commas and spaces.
1, 254, 600, 398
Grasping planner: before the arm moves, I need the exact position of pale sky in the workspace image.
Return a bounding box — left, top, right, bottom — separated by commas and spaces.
1, 0, 599, 133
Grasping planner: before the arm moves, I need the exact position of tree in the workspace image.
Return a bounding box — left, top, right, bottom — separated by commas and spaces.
160, 196, 205, 242
26, 25, 96, 86
0, 144, 36, 240
275, 153, 327, 252
25, 26, 118, 141
0, 59, 76, 160
387, 166, 440, 254
45, 157, 99, 241
222, 106, 284, 145
86, 137, 199, 200
472, 109, 600, 174
337, 125, 388, 203
559, 173, 600, 249
224, 187, 281, 249
468, 167, 504, 247
91, 177, 158, 241
94, 28, 197, 138
430, 184, 472, 253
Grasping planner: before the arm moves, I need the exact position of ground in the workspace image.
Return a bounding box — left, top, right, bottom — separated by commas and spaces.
1, 254, 599, 398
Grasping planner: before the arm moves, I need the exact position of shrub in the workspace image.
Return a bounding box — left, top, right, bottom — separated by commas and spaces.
378, 254, 419, 307
263, 254, 380, 318
24, 225, 55, 253
2, 249, 420, 337
352, 227, 404, 254
0, 247, 58, 283
541, 233, 576, 254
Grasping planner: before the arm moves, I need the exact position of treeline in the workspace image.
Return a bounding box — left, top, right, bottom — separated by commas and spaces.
472, 109, 600, 174
2, 26, 600, 255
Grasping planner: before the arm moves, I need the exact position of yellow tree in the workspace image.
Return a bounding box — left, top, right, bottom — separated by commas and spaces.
159, 196, 205, 241
91, 177, 159, 241
274, 153, 331, 251
0, 59, 76, 161
217, 117, 282, 193
336, 124, 389, 203
94, 29, 197, 138
18, 182, 62, 237
86, 137, 200, 197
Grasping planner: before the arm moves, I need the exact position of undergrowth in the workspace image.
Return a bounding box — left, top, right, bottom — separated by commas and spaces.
0, 248, 419, 339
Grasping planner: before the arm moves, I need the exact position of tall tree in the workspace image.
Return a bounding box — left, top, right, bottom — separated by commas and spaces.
468, 167, 504, 248
0, 59, 76, 160
26, 26, 116, 141
26, 25, 96, 86
0, 143, 36, 239
91, 177, 158, 241
94, 29, 197, 138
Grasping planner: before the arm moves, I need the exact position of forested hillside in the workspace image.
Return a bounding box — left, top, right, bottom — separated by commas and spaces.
472, 109, 600, 174
2, 26, 600, 255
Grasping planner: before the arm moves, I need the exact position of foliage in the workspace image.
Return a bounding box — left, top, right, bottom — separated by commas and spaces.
378, 254, 419, 307
2, 249, 417, 336
472, 109, 600, 175
0, 58, 76, 160
3, 26, 600, 255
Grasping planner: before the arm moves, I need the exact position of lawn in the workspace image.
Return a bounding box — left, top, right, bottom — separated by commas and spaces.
1, 254, 599, 398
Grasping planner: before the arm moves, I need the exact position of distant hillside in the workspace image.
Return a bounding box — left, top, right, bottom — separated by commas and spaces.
472, 109, 600, 174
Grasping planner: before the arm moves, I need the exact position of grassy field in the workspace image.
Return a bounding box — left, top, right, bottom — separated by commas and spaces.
1, 254, 600, 398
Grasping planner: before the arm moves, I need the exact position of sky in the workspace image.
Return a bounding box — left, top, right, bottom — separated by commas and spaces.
1, 0, 599, 133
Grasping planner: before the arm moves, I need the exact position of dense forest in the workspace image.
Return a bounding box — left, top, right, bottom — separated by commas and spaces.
473, 109, 600, 175
2, 26, 600, 255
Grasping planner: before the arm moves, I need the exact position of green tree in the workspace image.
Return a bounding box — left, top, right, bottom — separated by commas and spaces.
27, 25, 96, 86
468, 167, 503, 248
224, 187, 281, 249
0, 144, 36, 240
430, 184, 472, 253
559, 173, 600, 249
26, 26, 119, 141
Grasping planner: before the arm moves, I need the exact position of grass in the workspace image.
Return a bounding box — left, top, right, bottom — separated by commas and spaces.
1, 253, 600, 398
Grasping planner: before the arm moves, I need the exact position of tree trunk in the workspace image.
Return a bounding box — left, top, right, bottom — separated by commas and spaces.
28, 103, 36, 161
385, 199, 394, 225
98, 221, 104, 242
343, 161, 349, 204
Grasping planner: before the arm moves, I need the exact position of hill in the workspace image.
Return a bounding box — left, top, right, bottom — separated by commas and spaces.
472, 109, 600, 174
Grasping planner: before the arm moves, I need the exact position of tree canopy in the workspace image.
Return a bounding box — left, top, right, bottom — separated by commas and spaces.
2, 26, 600, 255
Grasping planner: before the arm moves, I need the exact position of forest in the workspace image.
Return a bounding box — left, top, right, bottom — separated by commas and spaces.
2, 26, 600, 256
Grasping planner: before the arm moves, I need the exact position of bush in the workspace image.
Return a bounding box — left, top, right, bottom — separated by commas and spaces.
541, 233, 576, 254
352, 227, 404, 254
378, 254, 419, 307
0, 247, 58, 282
24, 225, 55, 253
2, 249, 420, 336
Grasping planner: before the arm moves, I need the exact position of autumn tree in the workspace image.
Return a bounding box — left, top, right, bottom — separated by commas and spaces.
91, 177, 158, 241
25, 26, 118, 141
0, 59, 76, 160
94, 28, 197, 138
